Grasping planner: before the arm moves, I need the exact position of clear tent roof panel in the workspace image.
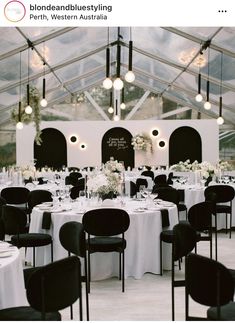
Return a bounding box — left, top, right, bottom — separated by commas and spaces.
176, 27, 219, 40
0, 28, 25, 56
132, 27, 200, 67
0, 27, 234, 129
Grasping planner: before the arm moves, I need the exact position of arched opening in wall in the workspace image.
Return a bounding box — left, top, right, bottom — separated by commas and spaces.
102, 127, 134, 169
34, 128, 67, 169
169, 126, 202, 165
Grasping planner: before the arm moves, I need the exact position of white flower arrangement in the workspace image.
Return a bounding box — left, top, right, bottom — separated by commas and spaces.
217, 160, 232, 171
87, 160, 123, 196
21, 165, 36, 180
131, 133, 153, 153
170, 160, 216, 179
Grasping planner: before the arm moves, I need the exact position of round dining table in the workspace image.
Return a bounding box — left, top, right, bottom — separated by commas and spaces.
0, 242, 27, 309
27, 197, 178, 280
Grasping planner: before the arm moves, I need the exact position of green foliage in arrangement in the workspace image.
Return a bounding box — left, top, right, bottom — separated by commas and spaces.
0, 142, 16, 166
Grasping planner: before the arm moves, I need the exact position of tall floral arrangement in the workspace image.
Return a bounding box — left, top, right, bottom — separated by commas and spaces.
131, 133, 153, 153
11, 86, 42, 145
87, 160, 124, 196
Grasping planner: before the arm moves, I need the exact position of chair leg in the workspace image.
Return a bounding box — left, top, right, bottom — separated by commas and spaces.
230, 212, 232, 239
160, 239, 163, 276
225, 213, 228, 234
210, 235, 213, 259
88, 251, 91, 293
70, 305, 73, 320
84, 255, 89, 321
33, 247, 35, 267
122, 251, 125, 293
215, 214, 218, 261
119, 252, 121, 280
51, 242, 53, 262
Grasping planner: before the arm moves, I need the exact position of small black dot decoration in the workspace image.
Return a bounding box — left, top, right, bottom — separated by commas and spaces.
70, 135, 77, 143
81, 144, 86, 149
152, 129, 159, 136
159, 140, 165, 148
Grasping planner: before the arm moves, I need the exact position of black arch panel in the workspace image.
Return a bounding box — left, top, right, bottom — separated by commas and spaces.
102, 127, 134, 169
34, 128, 67, 169
169, 126, 202, 165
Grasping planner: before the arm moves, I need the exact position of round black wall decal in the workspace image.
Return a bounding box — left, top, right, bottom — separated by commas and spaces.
80, 143, 86, 149
70, 135, 77, 143
159, 140, 166, 148
152, 129, 159, 136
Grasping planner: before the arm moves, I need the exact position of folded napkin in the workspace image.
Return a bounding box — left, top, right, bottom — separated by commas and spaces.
42, 211, 51, 230
161, 209, 170, 228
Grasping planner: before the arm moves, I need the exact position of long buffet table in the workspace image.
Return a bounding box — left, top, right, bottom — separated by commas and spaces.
27, 198, 178, 280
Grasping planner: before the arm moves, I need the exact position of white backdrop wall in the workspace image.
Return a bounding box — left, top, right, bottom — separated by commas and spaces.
16, 120, 219, 167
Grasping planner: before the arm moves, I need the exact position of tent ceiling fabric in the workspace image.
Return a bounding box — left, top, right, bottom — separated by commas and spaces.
0, 26, 235, 129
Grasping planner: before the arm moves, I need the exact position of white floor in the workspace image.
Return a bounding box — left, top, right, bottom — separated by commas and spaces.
58, 230, 235, 321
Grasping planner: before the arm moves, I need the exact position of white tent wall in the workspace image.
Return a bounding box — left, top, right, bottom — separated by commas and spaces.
16, 120, 219, 168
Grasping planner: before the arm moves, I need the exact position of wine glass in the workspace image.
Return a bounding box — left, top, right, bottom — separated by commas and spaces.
79, 190, 86, 208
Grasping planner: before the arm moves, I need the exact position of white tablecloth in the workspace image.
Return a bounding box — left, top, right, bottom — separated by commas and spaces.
27, 199, 178, 280
0, 243, 27, 309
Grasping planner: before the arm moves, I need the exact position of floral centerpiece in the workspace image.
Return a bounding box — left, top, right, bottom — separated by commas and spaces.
199, 161, 216, 180
217, 160, 232, 171
21, 165, 36, 182
131, 133, 153, 153
87, 160, 124, 199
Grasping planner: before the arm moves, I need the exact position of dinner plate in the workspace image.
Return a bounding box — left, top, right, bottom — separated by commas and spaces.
159, 202, 174, 207
38, 205, 53, 211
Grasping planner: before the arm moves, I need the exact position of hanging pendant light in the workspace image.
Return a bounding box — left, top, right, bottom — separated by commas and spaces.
113, 43, 123, 90
25, 48, 32, 114
120, 87, 126, 109
125, 29, 135, 83
16, 51, 23, 130
204, 47, 211, 110
108, 91, 114, 113
195, 51, 203, 102
217, 52, 224, 125
40, 42, 48, 108
103, 47, 113, 89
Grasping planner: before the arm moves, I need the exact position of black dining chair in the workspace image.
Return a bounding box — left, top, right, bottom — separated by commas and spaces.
59, 221, 89, 321
141, 170, 154, 181
82, 208, 130, 293
204, 185, 235, 260
185, 253, 235, 321
171, 222, 197, 321
130, 181, 137, 198
154, 174, 168, 187
188, 201, 213, 258
1, 186, 30, 213
1, 205, 53, 267
136, 178, 148, 192
27, 189, 52, 214
70, 179, 85, 200
0, 256, 83, 321
0, 197, 6, 240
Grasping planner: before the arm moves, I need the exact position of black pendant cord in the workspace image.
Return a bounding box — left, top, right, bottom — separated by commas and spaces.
219, 52, 223, 117
18, 51, 22, 122
115, 99, 118, 115
121, 87, 125, 103
27, 48, 30, 105
206, 47, 210, 102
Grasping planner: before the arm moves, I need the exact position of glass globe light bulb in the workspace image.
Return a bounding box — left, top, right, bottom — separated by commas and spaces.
40, 98, 48, 107
113, 78, 123, 90
108, 107, 114, 114
195, 93, 203, 102
16, 121, 23, 130
25, 105, 32, 114
120, 103, 126, 110
204, 101, 211, 110
103, 78, 113, 89
217, 116, 224, 125
113, 115, 120, 121
125, 70, 135, 83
